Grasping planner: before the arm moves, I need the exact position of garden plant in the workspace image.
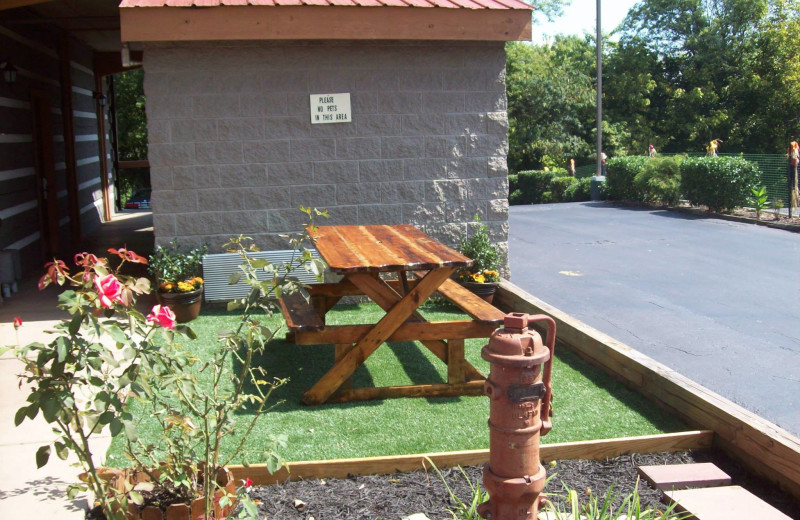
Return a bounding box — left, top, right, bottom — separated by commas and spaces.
539, 480, 689, 520
749, 185, 770, 220
457, 215, 501, 285
148, 239, 208, 295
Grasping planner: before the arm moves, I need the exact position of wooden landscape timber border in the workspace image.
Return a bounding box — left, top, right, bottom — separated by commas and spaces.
493, 280, 800, 502
230, 430, 713, 486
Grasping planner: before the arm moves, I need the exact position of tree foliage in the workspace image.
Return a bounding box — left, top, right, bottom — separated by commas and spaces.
506, 37, 596, 172
507, 0, 800, 173
114, 69, 148, 161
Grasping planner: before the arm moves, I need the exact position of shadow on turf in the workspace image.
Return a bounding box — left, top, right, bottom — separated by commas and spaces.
553, 344, 687, 432
217, 300, 684, 431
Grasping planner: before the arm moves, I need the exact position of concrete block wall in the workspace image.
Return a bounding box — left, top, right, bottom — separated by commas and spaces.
144, 40, 509, 269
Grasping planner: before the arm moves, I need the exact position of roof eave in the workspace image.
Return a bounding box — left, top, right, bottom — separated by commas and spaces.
120, 5, 532, 42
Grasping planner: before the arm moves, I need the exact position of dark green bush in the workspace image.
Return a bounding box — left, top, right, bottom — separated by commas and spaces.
606, 156, 649, 201
564, 176, 593, 201
633, 155, 684, 206
509, 189, 524, 205
680, 156, 761, 212
510, 169, 565, 205
508, 174, 519, 194
550, 176, 579, 202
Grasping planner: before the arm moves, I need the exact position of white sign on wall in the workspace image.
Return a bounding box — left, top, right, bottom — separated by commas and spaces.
310, 93, 351, 124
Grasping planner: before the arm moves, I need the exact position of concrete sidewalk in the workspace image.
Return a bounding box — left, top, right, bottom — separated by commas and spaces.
0, 210, 153, 518
0, 317, 107, 519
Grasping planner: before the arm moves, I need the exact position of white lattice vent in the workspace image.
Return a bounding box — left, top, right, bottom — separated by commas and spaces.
202, 250, 321, 302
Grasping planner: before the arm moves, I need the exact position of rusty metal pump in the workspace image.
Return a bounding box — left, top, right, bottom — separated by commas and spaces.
477, 312, 556, 520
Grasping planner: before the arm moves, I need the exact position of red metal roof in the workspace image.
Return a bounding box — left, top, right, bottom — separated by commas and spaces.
120, 0, 532, 9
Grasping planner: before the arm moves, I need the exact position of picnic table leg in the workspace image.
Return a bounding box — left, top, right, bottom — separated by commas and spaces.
420, 339, 484, 381
302, 267, 455, 405
345, 272, 485, 382
447, 338, 466, 385
312, 294, 339, 321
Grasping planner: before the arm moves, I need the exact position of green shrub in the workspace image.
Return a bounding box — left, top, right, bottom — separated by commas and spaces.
508, 173, 519, 194
550, 176, 579, 202
509, 189, 524, 205
541, 191, 554, 203
512, 169, 562, 204
633, 155, 684, 206
606, 156, 649, 201
564, 176, 593, 202
680, 156, 761, 212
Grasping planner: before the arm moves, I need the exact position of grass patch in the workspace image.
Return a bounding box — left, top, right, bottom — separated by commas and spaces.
106, 301, 685, 466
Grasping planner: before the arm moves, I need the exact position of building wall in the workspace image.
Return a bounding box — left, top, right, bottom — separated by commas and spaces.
144, 40, 509, 266
0, 20, 108, 274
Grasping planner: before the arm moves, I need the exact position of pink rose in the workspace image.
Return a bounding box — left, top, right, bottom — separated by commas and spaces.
94, 274, 124, 308
146, 305, 176, 329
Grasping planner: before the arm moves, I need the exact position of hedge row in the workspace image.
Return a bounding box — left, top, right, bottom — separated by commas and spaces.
509, 156, 761, 212
509, 169, 594, 205
604, 155, 760, 212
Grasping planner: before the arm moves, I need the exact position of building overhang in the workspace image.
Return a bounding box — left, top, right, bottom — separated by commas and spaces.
120, 4, 532, 43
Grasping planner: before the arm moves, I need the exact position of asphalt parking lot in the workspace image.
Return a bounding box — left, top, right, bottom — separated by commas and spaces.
508, 202, 800, 436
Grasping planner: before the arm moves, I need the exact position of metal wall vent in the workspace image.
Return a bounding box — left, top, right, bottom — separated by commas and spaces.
202, 249, 321, 302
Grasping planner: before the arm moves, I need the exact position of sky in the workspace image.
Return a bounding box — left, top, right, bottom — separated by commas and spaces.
532, 0, 640, 44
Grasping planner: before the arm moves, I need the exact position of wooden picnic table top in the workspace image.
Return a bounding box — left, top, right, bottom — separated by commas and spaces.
307, 224, 473, 274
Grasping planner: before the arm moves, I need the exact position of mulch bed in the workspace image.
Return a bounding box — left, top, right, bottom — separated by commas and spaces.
249, 449, 800, 519
730, 207, 800, 226
664, 203, 800, 231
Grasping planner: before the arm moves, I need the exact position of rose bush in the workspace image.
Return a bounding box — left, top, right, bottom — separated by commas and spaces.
3, 208, 329, 520
2, 247, 170, 519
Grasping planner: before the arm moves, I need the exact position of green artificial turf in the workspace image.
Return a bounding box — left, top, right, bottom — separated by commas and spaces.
105, 301, 685, 467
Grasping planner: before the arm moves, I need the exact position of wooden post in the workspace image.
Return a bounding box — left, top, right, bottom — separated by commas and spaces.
94, 71, 112, 223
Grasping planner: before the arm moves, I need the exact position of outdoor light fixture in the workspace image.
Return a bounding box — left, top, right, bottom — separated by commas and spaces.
93, 91, 107, 107
120, 43, 143, 68
1, 62, 17, 85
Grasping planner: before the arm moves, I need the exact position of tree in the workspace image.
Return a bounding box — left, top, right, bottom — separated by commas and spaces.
530, 0, 569, 24
611, 0, 800, 153
506, 37, 596, 172
113, 69, 147, 161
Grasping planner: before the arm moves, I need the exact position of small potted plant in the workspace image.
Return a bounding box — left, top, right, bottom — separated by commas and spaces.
457, 215, 501, 303
148, 239, 208, 323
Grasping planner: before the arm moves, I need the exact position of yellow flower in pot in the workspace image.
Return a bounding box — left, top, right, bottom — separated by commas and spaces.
148, 240, 208, 323
458, 215, 502, 303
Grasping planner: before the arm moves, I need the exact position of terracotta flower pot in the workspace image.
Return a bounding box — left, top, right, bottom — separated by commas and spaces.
98, 466, 236, 520
460, 281, 498, 304
157, 287, 203, 323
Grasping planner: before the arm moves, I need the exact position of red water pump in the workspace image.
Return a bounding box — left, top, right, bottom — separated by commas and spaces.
477, 312, 555, 520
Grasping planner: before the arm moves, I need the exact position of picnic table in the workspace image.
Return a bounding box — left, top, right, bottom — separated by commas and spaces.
278, 224, 506, 406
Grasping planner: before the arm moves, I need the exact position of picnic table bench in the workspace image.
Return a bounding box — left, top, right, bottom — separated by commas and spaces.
277, 224, 505, 405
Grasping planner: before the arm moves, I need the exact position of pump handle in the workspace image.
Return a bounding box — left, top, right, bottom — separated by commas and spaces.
526, 314, 556, 436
